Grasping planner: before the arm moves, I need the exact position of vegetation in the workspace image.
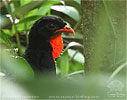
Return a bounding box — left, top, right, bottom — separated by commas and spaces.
0, 0, 126, 100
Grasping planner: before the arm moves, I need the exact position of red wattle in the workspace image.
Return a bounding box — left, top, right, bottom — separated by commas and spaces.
49, 34, 63, 59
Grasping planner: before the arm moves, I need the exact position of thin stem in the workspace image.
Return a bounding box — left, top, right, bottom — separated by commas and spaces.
11, 15, 22, 56
24, 23, 29, 47
48, 9, 51, 15
3, 0, 22, 56
108, 62, 127, 82
103, 0, 117, 37
70, 50, 78, 62
103, 0, 117, 67
73, 17, 81, 31
63, 70, 84, 78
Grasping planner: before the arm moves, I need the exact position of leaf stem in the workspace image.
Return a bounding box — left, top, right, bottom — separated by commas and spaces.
103, 0, 117, 67
70, 50, 78, 61
11, 15, 22, 56
24, 23, 29, 47
3, 0, 22, 56
108, 62, 127, 82
63, 70, 84, 78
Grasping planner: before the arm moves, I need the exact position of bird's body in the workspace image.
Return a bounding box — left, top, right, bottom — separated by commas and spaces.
24, 16, 75, 74
24, 41, 55, 73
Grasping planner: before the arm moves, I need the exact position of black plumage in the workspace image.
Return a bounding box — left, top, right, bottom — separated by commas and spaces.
24, 16, 66, 74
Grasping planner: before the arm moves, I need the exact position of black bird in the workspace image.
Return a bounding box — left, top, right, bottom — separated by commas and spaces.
24, 16, 75, 74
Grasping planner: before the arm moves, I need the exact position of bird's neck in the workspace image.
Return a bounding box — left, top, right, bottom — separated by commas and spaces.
28, 36, 52, 51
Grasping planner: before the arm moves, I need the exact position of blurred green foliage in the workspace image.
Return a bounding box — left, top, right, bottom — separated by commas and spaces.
0, 0, 126, 100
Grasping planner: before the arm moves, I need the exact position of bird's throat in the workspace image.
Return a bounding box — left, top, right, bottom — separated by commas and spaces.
49, 34, 63, 59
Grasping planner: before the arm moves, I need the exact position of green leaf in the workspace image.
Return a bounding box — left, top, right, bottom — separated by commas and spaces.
0, 30, 11, 46
35, 5, 51, 16
15, 56, 34, 79
13, 0, 60, 19
35, 0, 60, 15
0, 49, 34, 80
56, 42, 84, 75
64, 42, 83, 53
68, 49, 84, 64
11, 24, 16, 36
0, 15, 11, 29
64, 0, 81, 11
51, 5, 80, 21
13, 1, 44, 18
59, 51, 69, 75
25, 8, 38, 17
1, 29, 12, 36
17, 15, 42, 24
11, 0, 21, 9
74, 0, 81, 4
69, 60, 84, 72
20, 0, 33, 6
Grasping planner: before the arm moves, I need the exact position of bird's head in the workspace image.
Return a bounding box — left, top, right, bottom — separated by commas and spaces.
28, 16, 75, 59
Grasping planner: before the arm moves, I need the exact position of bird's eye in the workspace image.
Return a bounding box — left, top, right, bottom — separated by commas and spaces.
48, 23, 55, 29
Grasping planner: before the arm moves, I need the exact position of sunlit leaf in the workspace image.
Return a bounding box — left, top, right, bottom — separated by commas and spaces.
0, 30, 11, 46
1, 29, 12, 36
18, 15, 42, 24
20, 0, 33, 6
25, 8, 38, 17
64, 42, 83, 52
68, 49, 84, 64
36, 0, 60, 15
51, 5, 80, 21
41, 0, 60, 6
36, 5, 51, 16
64, 0, 81, 11
69, 60, 84, 72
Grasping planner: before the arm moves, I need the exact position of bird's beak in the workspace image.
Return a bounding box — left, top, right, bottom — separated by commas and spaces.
55, 26, 75, 35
